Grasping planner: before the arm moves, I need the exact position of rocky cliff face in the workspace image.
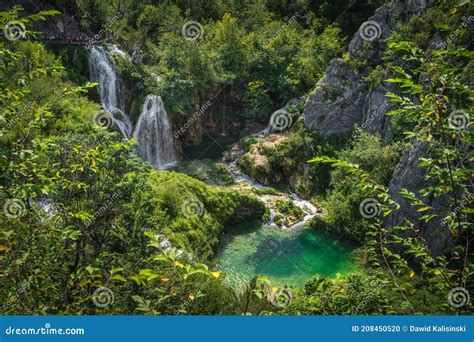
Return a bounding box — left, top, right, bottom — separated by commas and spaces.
303, 0, 436, 138
302, 0, 457, 255
304, 59, 367, 136
348, 0, 437, 64
384, 141, 454, 255
361, 71, 397, 137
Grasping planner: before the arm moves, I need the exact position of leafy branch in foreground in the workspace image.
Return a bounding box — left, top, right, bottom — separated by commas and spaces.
309, 41, 472, 314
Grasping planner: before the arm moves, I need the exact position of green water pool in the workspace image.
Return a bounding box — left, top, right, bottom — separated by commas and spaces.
217, 223, 357, 290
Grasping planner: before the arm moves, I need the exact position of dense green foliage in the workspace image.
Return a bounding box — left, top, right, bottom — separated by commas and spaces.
313, 129, 403, 243
72, 0, 352, 129
310, 41, 473, 315
1, 0, 472, 316
0, 10, 267, 314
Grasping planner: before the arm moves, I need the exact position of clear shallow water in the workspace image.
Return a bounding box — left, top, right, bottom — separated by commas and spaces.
218, 223, 357, 290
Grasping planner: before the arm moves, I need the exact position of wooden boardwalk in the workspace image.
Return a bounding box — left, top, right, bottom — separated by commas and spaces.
36, 34, 115, 46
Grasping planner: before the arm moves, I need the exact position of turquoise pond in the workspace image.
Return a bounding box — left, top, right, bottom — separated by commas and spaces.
217, 223, 357, 290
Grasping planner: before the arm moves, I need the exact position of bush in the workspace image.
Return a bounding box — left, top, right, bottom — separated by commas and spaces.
318, 129, 402, 242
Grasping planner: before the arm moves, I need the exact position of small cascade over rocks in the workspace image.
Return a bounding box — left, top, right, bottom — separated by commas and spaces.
89, 46, 133, 138
219, 157, 355, 291
133, 95, 177, 169
228, 159, 317, 231
109, 44, 130, 60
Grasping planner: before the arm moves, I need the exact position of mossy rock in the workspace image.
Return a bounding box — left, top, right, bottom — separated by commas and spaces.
140, 170, 267, 259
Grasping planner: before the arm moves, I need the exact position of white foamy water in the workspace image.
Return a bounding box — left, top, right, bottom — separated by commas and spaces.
89, 46, 133, 138
133, 95, 177, 169
227, 159, 317, 231
89, 46, 177, 169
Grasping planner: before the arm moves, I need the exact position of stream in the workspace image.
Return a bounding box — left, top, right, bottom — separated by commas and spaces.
181, 138, 357, 290
218, 156, 356, 290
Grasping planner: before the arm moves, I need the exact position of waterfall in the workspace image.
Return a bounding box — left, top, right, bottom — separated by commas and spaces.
89, 46, 132, 138
133, 95, 177, 169
227, 159, 317, 230
89, 46, 177, 169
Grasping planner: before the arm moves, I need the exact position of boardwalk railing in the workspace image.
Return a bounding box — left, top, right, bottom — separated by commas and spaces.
36, 33, 116, 46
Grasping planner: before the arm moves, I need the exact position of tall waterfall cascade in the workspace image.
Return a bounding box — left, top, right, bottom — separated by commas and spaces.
133, 95, 177, 169
89, 46, 176, 169
89, 46, 133, 138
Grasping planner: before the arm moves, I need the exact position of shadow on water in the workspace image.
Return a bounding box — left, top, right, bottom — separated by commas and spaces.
182, 134, 239, 161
